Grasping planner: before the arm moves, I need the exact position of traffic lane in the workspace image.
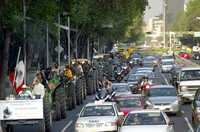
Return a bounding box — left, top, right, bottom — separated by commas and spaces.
13, 95, 94, 132
52, 95, 94, 132
161, 71, 193, 132
169, 104, 193, 132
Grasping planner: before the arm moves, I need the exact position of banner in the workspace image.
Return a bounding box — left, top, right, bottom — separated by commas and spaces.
0, 99, 43, 120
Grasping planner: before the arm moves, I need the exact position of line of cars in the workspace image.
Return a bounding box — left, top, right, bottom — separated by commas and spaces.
75, 54, 178, 132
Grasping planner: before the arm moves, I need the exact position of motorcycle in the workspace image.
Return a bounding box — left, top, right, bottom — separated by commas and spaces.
95, 88, 116, 102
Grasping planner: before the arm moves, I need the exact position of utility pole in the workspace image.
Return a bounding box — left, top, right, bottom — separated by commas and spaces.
58, 11, 61, 66
23, 0, 27, 84
98, 36, 100, 53
163, 0, 167, 49
46, 23, 49, 68
87, 38, 90, 59
68, 16, 71, 65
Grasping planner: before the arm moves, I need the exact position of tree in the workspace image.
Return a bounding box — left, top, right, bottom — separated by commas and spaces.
171, 0, 200, 31
0, 0, 58, 98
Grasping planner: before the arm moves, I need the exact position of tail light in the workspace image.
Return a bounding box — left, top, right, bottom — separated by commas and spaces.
145, 84, 150, 89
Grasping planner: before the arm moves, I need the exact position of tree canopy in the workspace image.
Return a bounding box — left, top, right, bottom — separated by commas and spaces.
171, 0, 200, 31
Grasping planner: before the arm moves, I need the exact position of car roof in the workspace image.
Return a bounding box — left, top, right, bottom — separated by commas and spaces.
130, 109, 162, 114
161, 59, 174, 62
150, 85, 174, 89
86, 101, 115, 107
181, 67, 200, 71
116, 94, 142, 99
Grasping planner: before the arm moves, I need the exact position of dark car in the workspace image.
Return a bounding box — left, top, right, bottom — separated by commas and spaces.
115, 94, 145, 116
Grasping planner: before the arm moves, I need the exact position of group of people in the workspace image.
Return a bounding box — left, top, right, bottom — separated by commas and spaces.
18, 60, 92, 99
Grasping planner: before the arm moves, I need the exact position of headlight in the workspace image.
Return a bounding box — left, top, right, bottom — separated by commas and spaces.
181, 86, 188, 92
146, 100, 154, 108
130, 61, 133, 64
171, 100, 179, 105
75, 123, 85, 128
196, 107, 200, 113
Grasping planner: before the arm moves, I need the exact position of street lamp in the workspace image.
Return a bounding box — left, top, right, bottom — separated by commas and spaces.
163, 0, 167, 49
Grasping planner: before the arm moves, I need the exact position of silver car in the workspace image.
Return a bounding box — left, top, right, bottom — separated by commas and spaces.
75, 101, 124, 132
144, 85, 181, 114
161, 60, 174, 72
119, 110, 175, 132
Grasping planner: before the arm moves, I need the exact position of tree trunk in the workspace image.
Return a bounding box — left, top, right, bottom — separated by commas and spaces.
0, 29, 11, 98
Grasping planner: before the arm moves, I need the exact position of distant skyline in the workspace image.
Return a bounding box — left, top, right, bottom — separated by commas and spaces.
144, 0, 186, 26
144, 0, 163, 23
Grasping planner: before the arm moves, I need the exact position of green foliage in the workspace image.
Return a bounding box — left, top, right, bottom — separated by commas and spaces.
171, 0, 200, 31
69, 0, 147, 41
0, 0, 147, 41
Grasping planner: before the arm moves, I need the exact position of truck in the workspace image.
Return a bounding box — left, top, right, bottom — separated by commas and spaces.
176, 67, 200, 102
0, 97, 52, 132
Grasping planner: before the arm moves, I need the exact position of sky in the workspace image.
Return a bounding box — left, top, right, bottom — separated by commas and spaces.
144, 0, 163, 23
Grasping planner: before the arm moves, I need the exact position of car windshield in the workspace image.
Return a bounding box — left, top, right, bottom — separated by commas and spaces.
132, 54, 140, 58
162, 56, 173, 60
162, 61, 173, 65
117, 98, 141, 108
80, 105, 115, 117
128, 75, 144, 81
180, 70, 200, 81
112, 85, 129, 92
124, 112, 166, 126
148, 88, 177, 97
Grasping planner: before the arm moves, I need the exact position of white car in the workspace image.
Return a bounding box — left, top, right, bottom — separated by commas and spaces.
75, 101, 124, 132
144, 85, 181, 114
161, 60, 174, 72
161, 54, 175, 63
119, 110, 175, 132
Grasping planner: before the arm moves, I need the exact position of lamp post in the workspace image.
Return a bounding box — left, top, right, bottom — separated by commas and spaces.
23, 0, 27, 84
163, 0, 167, 49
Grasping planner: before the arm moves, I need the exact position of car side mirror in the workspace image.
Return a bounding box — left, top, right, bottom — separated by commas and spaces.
169, 121, 174, 126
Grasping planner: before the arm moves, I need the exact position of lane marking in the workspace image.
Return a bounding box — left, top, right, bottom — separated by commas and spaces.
61, 120, 73, 132
184, 117, 194, 132
181, 110, 185, 114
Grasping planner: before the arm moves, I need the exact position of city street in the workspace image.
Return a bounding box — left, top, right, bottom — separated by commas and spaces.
12, 61, 195, 132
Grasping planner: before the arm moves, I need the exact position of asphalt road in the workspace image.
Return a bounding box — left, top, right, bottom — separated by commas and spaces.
6, 63, 196, 132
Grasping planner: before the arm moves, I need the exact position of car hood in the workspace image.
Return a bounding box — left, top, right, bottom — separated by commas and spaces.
162, 65, 173, 67
180, 80, 200, 86
148, 96, 178, 104
120, 125, 169, 132
115, 92, 132, 97
76, 116, 117, 124
128, 82, 138, 85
